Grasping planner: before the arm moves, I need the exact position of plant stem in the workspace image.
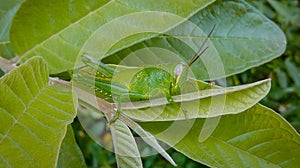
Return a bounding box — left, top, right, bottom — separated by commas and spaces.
50, 77, 146, 129
0, 56, 16, 73
50, 77, 115, 119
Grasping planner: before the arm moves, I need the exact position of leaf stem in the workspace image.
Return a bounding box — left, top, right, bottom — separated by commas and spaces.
50, 77, 115, 118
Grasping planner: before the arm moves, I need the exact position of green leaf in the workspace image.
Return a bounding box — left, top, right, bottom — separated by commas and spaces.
10, 0, 214, 74
111, 120, 143, 168
0, 56, 77, 167
102, 0, 286, 80
120, 79, 271, 121
119, 115, 176, 166
57, 125, 87, 168
76, 100, 144, 167
139, 104, 300, 167
0, 0, 23, 58
267, 0, 290, 19
267, 0, 300, 25
285, 59, 300, 86
275, 68, 288, 88
0, 43, 14, 59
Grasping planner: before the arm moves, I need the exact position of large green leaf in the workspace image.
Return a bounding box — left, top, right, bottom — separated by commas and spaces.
110, 120, 143, 168
73, 63, 270, 121
140, 104, 300, 167
57, 125, 87, 168
119, 115, 176, 166
0, 0, 23, 58
102, 0, 286, 80
120, 79, 270, 121
0, 57, 77, 167
10, 0, 214, 74
75, 88, 144, 167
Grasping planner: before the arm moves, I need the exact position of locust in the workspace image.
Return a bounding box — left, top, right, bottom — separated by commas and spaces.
75, 25, 215, 124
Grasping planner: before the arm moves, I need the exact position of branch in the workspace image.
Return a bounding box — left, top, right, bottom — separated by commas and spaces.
0, 56, 17, 73
50, 77, 115, 119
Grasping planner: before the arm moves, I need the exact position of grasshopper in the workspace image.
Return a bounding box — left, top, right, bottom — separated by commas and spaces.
76, 25, 215, 124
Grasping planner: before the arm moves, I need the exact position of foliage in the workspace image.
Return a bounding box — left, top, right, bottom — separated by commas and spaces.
230, 0, 300, 131
0, 57, 78, 167
0, 0, 299, 167
0, 0, 22, 58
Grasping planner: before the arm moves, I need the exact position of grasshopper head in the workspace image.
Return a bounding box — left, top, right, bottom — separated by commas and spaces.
173, 63, 188, 88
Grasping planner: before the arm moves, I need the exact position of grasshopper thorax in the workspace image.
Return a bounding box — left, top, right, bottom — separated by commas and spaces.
127, 63, 189, 102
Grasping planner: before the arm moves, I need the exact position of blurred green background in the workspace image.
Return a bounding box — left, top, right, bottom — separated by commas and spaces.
71, 0, 300, 167
233, 0, 300, 131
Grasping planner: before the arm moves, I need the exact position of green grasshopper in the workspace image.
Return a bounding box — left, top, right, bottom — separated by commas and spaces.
76, 25, 215, 124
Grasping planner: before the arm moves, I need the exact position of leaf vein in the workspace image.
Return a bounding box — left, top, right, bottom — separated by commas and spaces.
30, 106, 68, 124
35, 98, 74, 119
4, 135, 41, 167
40, 45, 73, 65
0, 85, 48, 144
21, 1, 114, 57
210, 136, 279, 167
0, 153, 10, 167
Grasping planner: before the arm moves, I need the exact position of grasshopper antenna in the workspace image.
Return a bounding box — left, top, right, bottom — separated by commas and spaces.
188, 24, 216, 67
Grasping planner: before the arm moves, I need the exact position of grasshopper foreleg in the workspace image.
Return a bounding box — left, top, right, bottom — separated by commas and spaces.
107, 92, 147, 126
107, 96, 122, 126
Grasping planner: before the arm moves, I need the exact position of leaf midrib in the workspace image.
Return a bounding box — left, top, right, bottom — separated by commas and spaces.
156, 35, 286, 42
208, 135, 280, 167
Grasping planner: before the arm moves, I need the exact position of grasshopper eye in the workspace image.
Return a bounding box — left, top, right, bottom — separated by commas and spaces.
174, 63, 184, 77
